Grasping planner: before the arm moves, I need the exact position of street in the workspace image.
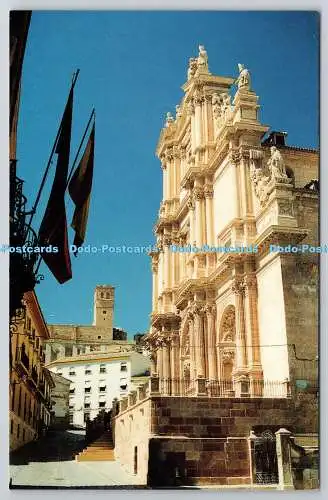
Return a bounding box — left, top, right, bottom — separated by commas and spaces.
10, 429, 143, 488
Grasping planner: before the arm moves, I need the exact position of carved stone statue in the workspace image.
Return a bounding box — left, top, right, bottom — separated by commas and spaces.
165, 111, 174, 128
236, 63, 251, 90
267, 146, 288, 181
197, 45, 209, 73
187, 57, 197, 80
175, 104, 182, 119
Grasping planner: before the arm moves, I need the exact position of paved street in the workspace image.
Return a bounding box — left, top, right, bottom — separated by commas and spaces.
10, 429, 143, 488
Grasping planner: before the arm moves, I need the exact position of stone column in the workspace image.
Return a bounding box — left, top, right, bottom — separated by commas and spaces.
205, 304, 217, 381
161, 160, 167, 201
194, 186, 204, 247
166, 151, 173, 200
232, 279, 248, 389
156, 344, 163, 380
162, 337, 171, 395
163, 237, 171, 291
275, 428, 294, 490
189, 316, 196, 380
151, 256, 159, 313
150, 349, 157, 376
170, 333, 180, 395
188, 196, 195, 245
188, 101, 196, 153
204, 184, 214, 247
193, 305, 206, 378
244, 273, 263, 393
179, 236, 185, 283
194, 94, 203, 149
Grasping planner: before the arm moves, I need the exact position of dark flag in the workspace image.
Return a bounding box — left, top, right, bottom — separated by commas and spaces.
68, 123, 95, 254
38, 89, 73, 283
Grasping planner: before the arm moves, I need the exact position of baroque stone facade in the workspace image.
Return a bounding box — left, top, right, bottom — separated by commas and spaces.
113, 46, 319, 489
146, 45, 318, 394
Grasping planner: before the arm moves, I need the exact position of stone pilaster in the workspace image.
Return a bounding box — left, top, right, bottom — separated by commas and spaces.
193, 185, 204, 247
205, 303, 217, 381
170, 333, 180, 395
204, 184, 214, 246
192, 304, 206, 378
162, 336, 171, 395
232, 279, 248, 377
244, 273, 263, 387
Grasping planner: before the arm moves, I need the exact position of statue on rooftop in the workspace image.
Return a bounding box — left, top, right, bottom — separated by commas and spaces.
197, 45, 209, 71
236, 63, 251, 90
165, 112, 174, 127
187, 57, 197, 80
267, 146, 288, 181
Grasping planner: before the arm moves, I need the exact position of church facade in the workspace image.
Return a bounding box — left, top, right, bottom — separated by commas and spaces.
112, 46, 319, 489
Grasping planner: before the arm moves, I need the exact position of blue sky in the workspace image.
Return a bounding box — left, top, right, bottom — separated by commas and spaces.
17, 11, 319, 337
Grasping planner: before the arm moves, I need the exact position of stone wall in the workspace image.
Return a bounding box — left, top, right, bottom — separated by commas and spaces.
113, 397, 151, 484
113, 391, 318, 487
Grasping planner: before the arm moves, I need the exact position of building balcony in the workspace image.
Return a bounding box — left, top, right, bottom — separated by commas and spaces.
16, 346, 30, 376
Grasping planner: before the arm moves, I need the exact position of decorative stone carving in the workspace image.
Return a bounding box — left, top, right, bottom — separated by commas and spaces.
212, 92, 232, 128
236, 63, 251, 90
221, 349, 235, 362
267, 146, 290, 182
187, 194, 195, 210
220, 307, 235, 341
204, 185, 214, 198
186, 101, 194, 116
197, 45, 209, 73
175, 104, 182, 119
165, 112, 174, 128
232, 279, 245, 295
193, 186, 204, 200
187, 57, 198, 80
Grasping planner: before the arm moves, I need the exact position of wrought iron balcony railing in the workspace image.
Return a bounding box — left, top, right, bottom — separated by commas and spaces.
9, 159, 43, 318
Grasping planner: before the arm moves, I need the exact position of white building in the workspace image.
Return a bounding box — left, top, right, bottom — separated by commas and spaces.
46, 351, 150, 427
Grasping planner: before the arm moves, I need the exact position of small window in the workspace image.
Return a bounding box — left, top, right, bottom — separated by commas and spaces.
100, 292, 104, 298
35, 337, 39, 349
99, 401, 106, 408
106, 292, 110, 299
99, 364, 106, 374
99, 385, 106, 393
69, 368, 76, 376
69, 412, 74, 424
84, 387, 91, 393
85, 366, 92, 375
26, 317, 31, 331
69, 388, 75, 394
84, 412, 90, 423
102, 310, 107, 314
120, 363, 127, 372
84, 403, 90, 409
98, 335, 102, 339
69, 404, 74, 410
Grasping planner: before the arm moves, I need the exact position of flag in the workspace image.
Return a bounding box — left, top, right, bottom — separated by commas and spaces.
68, 123, 95, 254
38, 89, 73, 283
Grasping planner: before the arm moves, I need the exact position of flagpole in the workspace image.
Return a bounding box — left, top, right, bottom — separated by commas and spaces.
34, 106, 95, 276
66, 108, 95, 187
24, 69, 80, 239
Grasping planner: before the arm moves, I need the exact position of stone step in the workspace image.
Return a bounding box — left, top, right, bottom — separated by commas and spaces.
76, 451, 115, 462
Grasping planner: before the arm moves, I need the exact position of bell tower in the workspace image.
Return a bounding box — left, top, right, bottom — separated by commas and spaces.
93, 285, 114, 338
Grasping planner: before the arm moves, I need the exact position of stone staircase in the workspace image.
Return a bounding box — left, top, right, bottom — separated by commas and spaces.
76, 431, 115, 462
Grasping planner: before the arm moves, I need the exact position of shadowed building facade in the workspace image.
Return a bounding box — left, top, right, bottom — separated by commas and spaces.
113, 46, 319, 489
